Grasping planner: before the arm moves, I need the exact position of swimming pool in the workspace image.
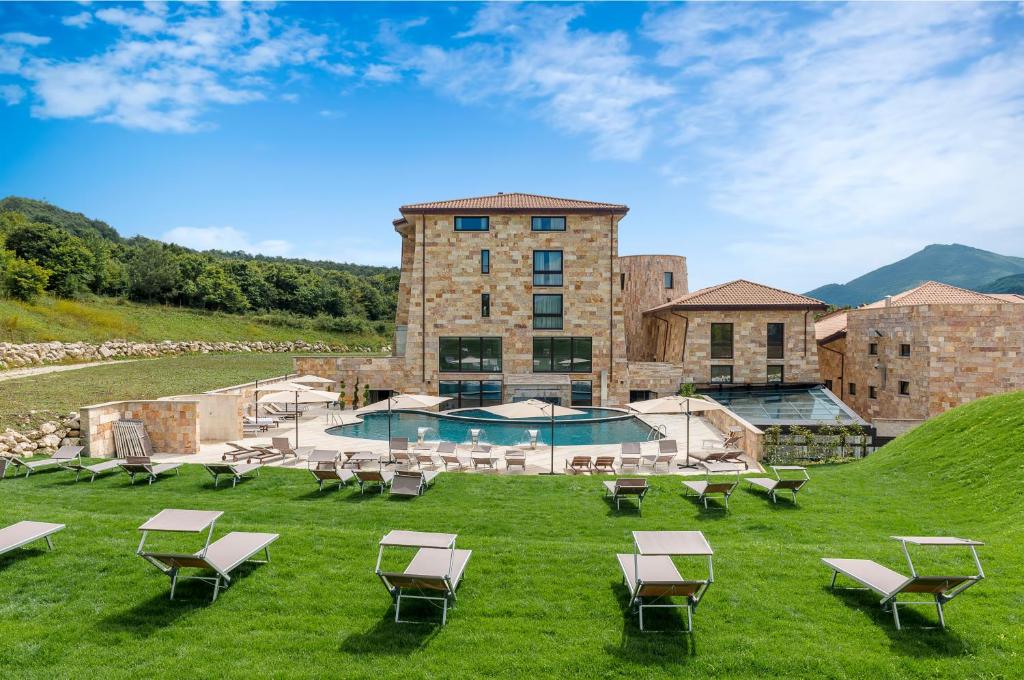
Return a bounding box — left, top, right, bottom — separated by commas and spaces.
710, 386, 865, 426
327, 408, 659, 446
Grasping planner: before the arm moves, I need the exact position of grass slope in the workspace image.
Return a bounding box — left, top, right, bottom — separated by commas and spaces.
2, 392, 1023, 679
0, 295, 388, 346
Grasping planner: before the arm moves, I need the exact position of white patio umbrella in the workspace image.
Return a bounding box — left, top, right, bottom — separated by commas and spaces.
258, 388, 339, 447
477, 399, 584, 474
627, 395, 724, 466
251, 380, 311, 421
356, 394, 452, 452
290, 374, 336, 386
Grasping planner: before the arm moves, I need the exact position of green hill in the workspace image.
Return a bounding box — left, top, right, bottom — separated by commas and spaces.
806, 243, 1024, 306
0, 196, 122, 242
980, 272, 1024, 295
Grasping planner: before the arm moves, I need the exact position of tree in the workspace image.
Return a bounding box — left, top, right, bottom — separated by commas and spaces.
127, 240, 181, 302
196, 264, 249, 312
4, 221, 94, 297
2, 253, 51, 301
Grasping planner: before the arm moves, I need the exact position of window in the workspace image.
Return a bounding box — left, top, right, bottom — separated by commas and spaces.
455, 216, 488, 231
824, 379, 833, 391
438, 337, 502, 372
533, 250, 563, 286
532, 216, 566, 231
710, 365, 733, 384
710, 323, 733, 359
571, 380, 593, 406
440, 380, 502, 409
481, 293, 490, 318
899, 380, 910, 396
533, 294, 563, 329
767, 365, 783, 383
620, 273, 625, 291
533, 337, 592, 373
630, 390, 655, 402
767, 323, 785, 359
868, 343, 878, 356
869, 386, 877, 399
481, 249, 490, 274
848, 382, 856, 396
900, 343, 911, 357
664, 272, 674, 289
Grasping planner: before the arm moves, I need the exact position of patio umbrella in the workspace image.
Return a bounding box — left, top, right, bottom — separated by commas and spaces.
627, 395, 724, 466
477, 399, 584, 474
289, 374, 336, 387
251, 380, 311, 422
258, 388, 339, 448
356, 394, 452, 452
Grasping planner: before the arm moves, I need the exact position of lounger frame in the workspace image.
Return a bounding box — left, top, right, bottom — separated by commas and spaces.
204, 463, 261, 488
0, 521, 65, 555
683, 465, 740, 511
746, 465, 809, 503
604, 479, 649, 512
375, 531, 470, 625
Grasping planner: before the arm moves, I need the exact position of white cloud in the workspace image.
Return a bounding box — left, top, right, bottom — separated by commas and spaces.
0, 84, 25, 105
162, 226, 292, 257
364, 63, 400, 83
281, 92, 299, 103
94, 7, 166, 35
62, 12, 94, 29
1, 32, 51, 47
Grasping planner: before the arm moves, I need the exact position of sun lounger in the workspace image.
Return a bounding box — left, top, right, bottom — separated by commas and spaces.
682, 464, 740, 511
435, 442, 465, 470
702, 432, 742, 452
823, 536, 985, 630
643, 452, 676, 471
389, 437, 410, 464
136, 509, 278, 602
566, 455, 593, 473
0, 520, 65, 555
617, 530, 714, 632
355, 469, 395, 494
691, 447, 747, 468
505, 448, 526, 471
603, 478, 649, 512
393, 450, 416, 469
65, 458, 121, 482
620, 443, 642, 471
6, 445, 84, 478
375, 530, 472, 625
390, 470, 440, 497
222, 442, 258, 461
204, 462, 261, 488
746, 465, 809, 503
470, 444, 499, 470
593, 456, 616, 473
119, 456, 181, 485
308, 450, 354, 491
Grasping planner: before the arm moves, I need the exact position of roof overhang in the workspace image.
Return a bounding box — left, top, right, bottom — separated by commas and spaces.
643, 303, 828, 315
399, 207, 628, 216
816, 329, 848, 345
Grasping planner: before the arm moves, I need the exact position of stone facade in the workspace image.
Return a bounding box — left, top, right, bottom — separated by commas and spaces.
817, 336, 846, 398
80, 399, 200, 457
619, 255, 687, 361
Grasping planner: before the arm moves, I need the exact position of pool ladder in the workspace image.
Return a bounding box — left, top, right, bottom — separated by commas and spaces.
647, 424, 667, 441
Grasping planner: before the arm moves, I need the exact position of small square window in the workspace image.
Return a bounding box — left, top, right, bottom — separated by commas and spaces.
767, 365, 783, 383
900, 343, 911, 357
848, 382, 857, 396
455, 216, 489, 231
899, 380, 910, 396
532, 216, 566, 231
868, 386, 877, 399
868, 343, 878, 356
481, 293, 490, 318
664, 272, 674, 289
710, 365, 733, 384
481, 249, 490, 274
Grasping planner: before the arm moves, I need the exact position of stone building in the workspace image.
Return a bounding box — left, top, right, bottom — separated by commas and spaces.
816, 281, 1024, 434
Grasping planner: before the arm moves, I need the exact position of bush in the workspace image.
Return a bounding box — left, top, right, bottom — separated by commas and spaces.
3, 256, 51, 301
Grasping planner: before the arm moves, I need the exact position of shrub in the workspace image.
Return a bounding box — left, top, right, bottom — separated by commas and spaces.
3, 256, 51, 301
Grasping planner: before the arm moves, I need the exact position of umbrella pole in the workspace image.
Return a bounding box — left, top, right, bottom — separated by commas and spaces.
686, 408, 691, 467
388, 398, 393, 463
550, 408, 555, 475
295, 391, 299, 448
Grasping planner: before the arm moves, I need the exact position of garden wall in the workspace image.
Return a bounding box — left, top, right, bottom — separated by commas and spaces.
80, 399, 200, 457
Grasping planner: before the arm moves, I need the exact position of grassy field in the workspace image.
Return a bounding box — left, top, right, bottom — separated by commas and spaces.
2, 392, 1022, 678
0, 295, 389, 346
0, 354, 295, 430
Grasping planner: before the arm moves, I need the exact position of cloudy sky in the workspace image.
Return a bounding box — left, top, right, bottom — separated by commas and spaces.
2, 2, 1023, 292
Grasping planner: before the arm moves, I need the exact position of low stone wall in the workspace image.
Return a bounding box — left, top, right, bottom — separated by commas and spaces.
0, 412, 80, 456
872, 418, 926, 439
700, 397, 765, 461
80, 400, 200, 457
0, 339, 386, 370
294, 355, 406, 408
165, 393, 243, 442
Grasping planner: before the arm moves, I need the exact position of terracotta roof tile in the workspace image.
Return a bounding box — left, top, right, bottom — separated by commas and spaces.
988, 293, 1024, 303
815, 310, 848, 341
400, 192, 628, 213
646, 279, 827, 313
861, 281, 1005, 307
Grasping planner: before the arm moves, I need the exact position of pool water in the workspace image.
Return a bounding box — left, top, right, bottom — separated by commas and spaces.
327, 408, 658, 446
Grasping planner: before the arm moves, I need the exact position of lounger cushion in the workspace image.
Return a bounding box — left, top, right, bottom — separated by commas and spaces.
391, 474, 423, 497
404, 547, 472, 588
822, 558, 907, 597
204, 532, 279, 575
0, 521, 65, 554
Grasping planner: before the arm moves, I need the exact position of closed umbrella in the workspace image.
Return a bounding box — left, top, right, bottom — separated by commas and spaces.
627, 395, 723, 466
356, 394, 452, 453
258, 388, 339, 448
477, 399, 584, 474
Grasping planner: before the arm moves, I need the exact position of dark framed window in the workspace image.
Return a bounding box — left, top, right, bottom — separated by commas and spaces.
767, 365, 783, 383
710, 365, 733, 384
533, 337, 592, 373
533, 250, 563, 286
710, 323, 733, 359
532, 216, 566, 231
899, 380, 910, 396
868, 343, 878, 356
571, 380, 593, 406
533, 294, 563, 329
438, 337, 502, 372
439, 380, 502, 408
481, 249, 490, 274
664, 272, 674, 289
481, 293, 490, 318
455, 216, 489, 231
900, 343, 911, 357
824, 379, 833, 391
767, 323, 784, 359
619, 273, 625, 290
848, 382, 856, 396
869, 386, 877, 399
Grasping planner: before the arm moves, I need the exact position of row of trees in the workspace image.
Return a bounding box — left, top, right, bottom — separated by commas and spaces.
0, 212, 399, 322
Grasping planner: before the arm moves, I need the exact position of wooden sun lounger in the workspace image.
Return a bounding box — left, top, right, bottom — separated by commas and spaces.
603, 478, 649, 512
376, 530, 472, 625
355, 469, 395, 494
222, 442, 258, 462
390, 470, 440, 497
746, 466, 809, 503
6, 445, 84, 478
823, 536, 985, 630
566, 455, 593, 474
308, 450, 354, 491
65, 458, 121, 482
119, 456, 182, 485
0, 521, 66, 556
594, 456, 616, 473
204, 462, 261, 488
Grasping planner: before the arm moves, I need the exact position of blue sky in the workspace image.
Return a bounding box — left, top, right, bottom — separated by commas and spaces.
1, 2, 1023, 292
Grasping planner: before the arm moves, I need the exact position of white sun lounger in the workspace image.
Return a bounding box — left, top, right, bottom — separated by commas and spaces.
376, 530, 472, 625
0, 521, 66, 556
136, 509, 279, 602
603, 478, 649, 512
6, 445, 84, 478
823, 536, 985, 630
204, 462, 261, 488
746, 465, 809, 504
616, 531, 714, 632
119, 456, 182, 485
65, 458, 121, 482
308, 450, 354, 491
682, 463, 741, 511
390, 470, 440, 497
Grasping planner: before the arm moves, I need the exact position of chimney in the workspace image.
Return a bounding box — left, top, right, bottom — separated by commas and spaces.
884, 295, 892, 308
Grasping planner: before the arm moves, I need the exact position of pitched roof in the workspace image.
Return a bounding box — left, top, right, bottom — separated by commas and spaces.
815, 310, 848, 342
646, 279, 827, 313
399, 192, 628, 214
988, 293, 1024, 303
861, 281, 1005, 307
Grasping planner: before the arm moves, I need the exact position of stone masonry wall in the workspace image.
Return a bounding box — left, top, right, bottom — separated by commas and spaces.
80, 400, 199, 457
619, 255, 688, 361
817, 336, 846, 398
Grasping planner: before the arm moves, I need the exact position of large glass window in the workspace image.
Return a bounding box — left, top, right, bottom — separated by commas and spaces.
481, 249, 490, 274
440, 380, 502, 408
533, 250, 563, 286
767, 365, 783, 383
767, 323, 784, 359
455, 216, 489, 231
438, 337, 502, 372
533, 337, 592, 373
710, 365, 733, 384
533, 294, 563, 329
571, 380, 593, 406
710, 323, 733, 359
532, 216, 566, 231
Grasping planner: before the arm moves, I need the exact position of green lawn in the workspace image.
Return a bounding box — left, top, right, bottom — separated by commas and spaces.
0, 354, 294, 430
2, 392, 1022, 679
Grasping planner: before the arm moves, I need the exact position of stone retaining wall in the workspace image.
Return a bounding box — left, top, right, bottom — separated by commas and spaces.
701, 397, 765, 461
80, 400, 199, 457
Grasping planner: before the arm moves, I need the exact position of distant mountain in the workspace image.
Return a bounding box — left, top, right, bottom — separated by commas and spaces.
805, 244, 1024, 307
981, 273, 1024, 295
